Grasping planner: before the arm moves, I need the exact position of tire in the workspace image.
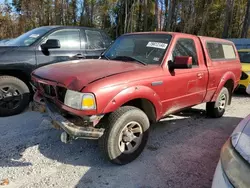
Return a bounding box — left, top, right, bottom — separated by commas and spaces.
99, 106, 150, 165
206, 87, 230, 118
0, 76, 30, 116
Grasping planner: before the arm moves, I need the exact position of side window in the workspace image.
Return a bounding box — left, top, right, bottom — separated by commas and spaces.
45, 29, 80, 50
222, 44, 236, 59
207, 43, 224, 59
101, 31, 112, 47
207, 42, 236, 60
85, 30, 105, 50
172, 38, 198, 66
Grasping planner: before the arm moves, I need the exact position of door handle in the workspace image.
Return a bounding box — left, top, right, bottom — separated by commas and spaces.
73, 54, 85, 59
197, 73, 204, 79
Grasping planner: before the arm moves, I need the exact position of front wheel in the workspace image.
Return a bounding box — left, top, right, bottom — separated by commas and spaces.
99, 106, 150, 165
0, 76, 30, 117
206, 87, 229, 118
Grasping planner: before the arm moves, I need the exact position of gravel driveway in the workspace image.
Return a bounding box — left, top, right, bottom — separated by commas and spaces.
0, 94, 249, 188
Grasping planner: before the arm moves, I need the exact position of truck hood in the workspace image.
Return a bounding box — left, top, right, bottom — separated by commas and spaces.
231, 114, 250, 164
32, 59, 145, 91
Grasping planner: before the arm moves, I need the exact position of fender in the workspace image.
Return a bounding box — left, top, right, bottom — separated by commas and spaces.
102, 85, 163, 120
211, 71, 236, 103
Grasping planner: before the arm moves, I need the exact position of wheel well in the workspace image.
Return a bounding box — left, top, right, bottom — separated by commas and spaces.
0, 70, 32, 92
122, 98, 157, 123
224, 79, 234, 105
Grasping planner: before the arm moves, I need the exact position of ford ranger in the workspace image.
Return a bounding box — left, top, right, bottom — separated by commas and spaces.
31, 32, 241, 165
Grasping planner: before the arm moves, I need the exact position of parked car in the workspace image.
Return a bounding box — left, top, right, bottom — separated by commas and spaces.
0, 26, 112, 116
236, 49, 250, 94
212, 114, 250, 188
31, 32, 241, 165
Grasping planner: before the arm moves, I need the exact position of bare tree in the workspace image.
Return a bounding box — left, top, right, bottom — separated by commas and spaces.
143, 0, 148, 31
241, 0, 250, 38
155, 0, 158, 31
222, 0, 235, 38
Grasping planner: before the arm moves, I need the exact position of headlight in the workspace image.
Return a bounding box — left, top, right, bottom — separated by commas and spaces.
64, 90, 96, 110
220, 139, 250, 188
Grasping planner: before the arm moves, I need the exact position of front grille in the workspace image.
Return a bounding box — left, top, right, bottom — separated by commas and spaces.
241, 72, 249, 80
57, 86, 67, 102
40, 83, 56, 97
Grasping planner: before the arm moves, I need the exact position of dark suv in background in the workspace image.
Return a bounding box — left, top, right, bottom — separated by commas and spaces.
0, 26, 112, 116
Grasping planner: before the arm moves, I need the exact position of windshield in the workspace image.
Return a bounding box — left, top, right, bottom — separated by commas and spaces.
103, 34, 172, 65
6, 27, 52, 47
239, 51, 250, 63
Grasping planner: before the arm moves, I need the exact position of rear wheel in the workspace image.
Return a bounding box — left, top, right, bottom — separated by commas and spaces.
99, 106, 150, 165
206, 87, 229, 118
0, 76, 30, 116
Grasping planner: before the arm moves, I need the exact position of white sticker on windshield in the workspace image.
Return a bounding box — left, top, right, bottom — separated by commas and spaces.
29, 34, 40, 38
146, 42, 168, 49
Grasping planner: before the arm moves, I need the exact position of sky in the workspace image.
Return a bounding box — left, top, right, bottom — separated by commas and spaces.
0, 0, 7, 4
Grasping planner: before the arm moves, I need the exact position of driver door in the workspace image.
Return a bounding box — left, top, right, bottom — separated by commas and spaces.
162, 37, 208, 115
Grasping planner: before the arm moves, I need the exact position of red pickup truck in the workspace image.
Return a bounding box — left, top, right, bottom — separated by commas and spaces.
31, 32, 241, 165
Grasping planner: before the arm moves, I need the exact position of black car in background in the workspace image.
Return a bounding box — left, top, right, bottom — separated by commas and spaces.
0, 26, 112, 116
0, 39, 13, 45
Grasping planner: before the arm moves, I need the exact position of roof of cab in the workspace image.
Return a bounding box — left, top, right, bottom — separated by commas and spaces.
123, 31, 198, 37
198, 36, 234, 44
122, 31, 235, 43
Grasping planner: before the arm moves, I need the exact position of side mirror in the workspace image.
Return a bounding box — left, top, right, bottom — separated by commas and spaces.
168, 56, 192, 70
41, 39, 61, 50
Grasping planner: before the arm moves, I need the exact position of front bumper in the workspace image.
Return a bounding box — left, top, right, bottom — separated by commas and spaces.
33, 100, 104, 140
212, 139, 250, 188
46, 101, 104, 139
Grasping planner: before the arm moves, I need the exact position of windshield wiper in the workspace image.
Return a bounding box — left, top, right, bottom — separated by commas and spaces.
112, 56, 147, 65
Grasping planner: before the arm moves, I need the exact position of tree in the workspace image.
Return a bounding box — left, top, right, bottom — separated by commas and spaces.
0, 0, 250, 39
241, 0, 250, 38
222, 0, 235, 38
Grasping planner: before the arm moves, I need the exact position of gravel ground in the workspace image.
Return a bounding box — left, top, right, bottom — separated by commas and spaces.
0, 93, 249, 188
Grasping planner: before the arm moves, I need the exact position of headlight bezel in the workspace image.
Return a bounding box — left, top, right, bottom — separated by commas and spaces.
64, 89, 96, 110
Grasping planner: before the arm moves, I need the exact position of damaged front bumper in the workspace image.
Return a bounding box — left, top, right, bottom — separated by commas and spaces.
32, 100, 105, 140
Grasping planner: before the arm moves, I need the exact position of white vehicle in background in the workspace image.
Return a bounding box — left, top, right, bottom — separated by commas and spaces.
212, 114, 250, 188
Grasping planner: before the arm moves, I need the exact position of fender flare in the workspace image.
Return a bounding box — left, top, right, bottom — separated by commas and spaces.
102, 85, 163, 121
211, 72, 236, 104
